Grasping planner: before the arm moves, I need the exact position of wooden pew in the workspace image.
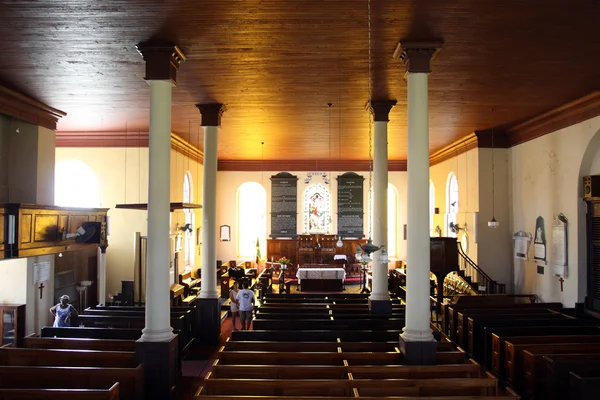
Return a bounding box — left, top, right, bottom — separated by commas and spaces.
222, 340, 400, 352
522, 350, 600, 399
263, 293, 371, 300
73, 315, 193, 352
23, 336, 135, 352
455, 308, 560, 347
351, 377, 499, 397
40, 327, 141, 340
503, 338, 600, 387
231, 329, 404, 342
542, 355, 600, 400
0, 365, 144, 400
569, 370, 600, 400
0, 383, 119, 399
0, 348, 136, 368
195, 394, 519, 400
217, 350, 401, 366
179, 270, 201, 297
202, 376, 352, 396
252, 318, 405, 331
210, 363, 348, 379
487, 325, 600, 379
467, 314, 576, 362
444, 300, 562, 339
347, 364, 481, 379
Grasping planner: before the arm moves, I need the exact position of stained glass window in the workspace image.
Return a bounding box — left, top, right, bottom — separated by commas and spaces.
304, 183, 331, 233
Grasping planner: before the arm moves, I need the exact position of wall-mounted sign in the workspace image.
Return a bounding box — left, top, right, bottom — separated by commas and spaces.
337, 172, 364, 238
270, 172, 298, 238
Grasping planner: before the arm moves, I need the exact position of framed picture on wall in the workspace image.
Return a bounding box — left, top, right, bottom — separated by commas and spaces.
220, 225, 230, 241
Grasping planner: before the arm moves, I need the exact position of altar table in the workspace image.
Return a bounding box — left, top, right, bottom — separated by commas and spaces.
296, 268, 346, 291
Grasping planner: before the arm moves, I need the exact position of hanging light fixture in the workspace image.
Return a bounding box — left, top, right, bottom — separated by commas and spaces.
488, 126, 500, 228
361, 0, 381, 258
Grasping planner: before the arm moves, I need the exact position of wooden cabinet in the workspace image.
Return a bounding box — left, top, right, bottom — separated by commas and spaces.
0, 304, 25, 347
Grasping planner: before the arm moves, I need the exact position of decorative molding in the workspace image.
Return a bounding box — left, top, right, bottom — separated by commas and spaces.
366, 100, 397, 122
429, 133, 479, 167
393, 41, 444, 74
196, 103, 227, 127
135, 43, 187, 85
0, 86, 66, 131
218, 159, 407, 172
507, 91, 600, 147
170, 133, 204, 164
55, 131, 203, 164
55, 131, 148, 147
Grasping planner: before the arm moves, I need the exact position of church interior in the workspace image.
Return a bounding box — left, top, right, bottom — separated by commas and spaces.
1, 0, 600, 399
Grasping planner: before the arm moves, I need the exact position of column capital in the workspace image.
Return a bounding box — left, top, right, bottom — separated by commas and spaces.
366, 100, 398, 122
100, 245, 108, 254
393, 41, 443, 74
136, 42, 186, 85
196, 103, 227, 127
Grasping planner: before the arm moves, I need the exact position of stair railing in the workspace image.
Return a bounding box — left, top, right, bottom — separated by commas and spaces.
457, 241, 506, 294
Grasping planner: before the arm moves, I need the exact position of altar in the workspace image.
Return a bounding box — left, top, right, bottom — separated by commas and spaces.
296, 267, 346, 292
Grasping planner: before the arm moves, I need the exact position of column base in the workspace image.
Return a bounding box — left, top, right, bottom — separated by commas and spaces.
399, 335, 437, 365
196, 297, 221, 345
368, 298, 392, 314
135, 335, 179, 400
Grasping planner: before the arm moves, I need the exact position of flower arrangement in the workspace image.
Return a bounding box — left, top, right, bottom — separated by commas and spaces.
277, 256, 290, 265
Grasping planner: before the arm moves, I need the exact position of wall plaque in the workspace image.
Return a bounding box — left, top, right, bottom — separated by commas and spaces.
337, 172, 364, 238
270, 172, 298, 238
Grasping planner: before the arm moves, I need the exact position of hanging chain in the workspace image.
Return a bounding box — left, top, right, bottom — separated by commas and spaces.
367, 0, 373, 239
491, 129, 495, 216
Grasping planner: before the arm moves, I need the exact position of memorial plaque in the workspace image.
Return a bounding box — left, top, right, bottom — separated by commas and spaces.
337, 172, 364, 238
270, 172, 298, 238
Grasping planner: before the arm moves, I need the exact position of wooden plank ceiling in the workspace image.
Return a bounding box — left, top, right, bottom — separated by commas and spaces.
0, 0, 599, 162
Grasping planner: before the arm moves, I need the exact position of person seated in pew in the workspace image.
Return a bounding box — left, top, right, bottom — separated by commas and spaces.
50, 295, 79, 327
229, 281, 240, 331
236, 282, 256, 331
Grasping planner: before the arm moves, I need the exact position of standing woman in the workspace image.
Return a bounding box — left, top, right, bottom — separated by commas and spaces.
229, 281, 240, 331
50, 295, 79, 327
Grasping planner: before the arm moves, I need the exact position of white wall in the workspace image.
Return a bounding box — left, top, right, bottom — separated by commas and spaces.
55, 147, 203, 300
25, 255, 55, 334
0, 258, 27, 304
478, 147, 512, 289
430, 148, 480, 264
509, 115, 600, 306
216, 170, 408, 264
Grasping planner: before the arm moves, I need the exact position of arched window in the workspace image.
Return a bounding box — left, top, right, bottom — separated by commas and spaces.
446, 172, 459, 237
183, 172, 194, 269
387, 183, 399, 258
429, 180, 435, 236
55, 160, 100, 207
237, 182, 267, 259
303, 183, 331, 233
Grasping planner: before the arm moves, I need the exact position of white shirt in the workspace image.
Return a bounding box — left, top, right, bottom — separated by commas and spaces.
235, 289, 255, 312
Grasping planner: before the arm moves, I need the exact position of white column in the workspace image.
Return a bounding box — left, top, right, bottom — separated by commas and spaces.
141, 80, 173, 342
97, 245, 107, 306
371, 120, 389, 301
402, 72, 434, 342
200, 125, 219, 298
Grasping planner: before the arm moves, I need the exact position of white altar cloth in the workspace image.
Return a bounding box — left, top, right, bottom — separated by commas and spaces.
296, 268, 346, 283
